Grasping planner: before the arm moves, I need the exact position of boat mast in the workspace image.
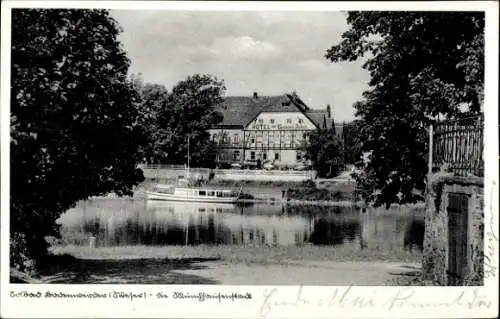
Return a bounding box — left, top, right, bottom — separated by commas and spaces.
187, 135, 190, 179
185, 218, 189, 246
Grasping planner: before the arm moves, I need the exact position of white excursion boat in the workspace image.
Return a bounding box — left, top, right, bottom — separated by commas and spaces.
146, 136, 242, 203
147, 184, 240, 203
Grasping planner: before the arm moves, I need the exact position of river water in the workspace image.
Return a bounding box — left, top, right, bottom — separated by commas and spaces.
58, 198, 425, 252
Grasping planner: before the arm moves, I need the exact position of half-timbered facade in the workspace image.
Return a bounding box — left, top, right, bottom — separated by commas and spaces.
209, 92, 337, 168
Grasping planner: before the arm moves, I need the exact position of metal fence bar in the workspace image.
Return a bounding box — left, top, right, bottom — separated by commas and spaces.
428, 124, 433, 176
431, 116, 483, 177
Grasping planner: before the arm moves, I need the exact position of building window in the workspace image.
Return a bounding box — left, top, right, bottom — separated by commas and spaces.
296, 152, 302, 160
251, 152, 256, 160
233, 134, 239, 143
251, 138, 255, 144
287, 118, 292, 124
258, 119, 264, 124
298, 119, 303, 124
263, 153, 267, 160
233, 150, 240, 160
275, 152, 280, 160
270, 119, 275, 124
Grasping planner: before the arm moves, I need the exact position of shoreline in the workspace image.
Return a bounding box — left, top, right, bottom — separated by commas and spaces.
134, 177, 426, 208
134, 177, 358, 204
16, 245, 423, 285
25, 245, 423, 285
99, 192, 425, 210
50, 244, 423, 264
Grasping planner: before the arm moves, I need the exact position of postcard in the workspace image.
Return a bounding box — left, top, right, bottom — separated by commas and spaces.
1, 1, 498, 318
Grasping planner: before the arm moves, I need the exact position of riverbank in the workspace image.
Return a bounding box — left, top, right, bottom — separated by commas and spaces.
36, 244, 422, 285
51, 244, 422, 264
136, 178, 356, 203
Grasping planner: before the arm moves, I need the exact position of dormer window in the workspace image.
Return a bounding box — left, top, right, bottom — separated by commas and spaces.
286, 118, 292, 124
258, 119, 264, 124
298, 119, 303, 124
270, 119, 275, 124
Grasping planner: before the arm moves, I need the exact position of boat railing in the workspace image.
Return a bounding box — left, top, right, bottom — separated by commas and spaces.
153, 185, 175, 194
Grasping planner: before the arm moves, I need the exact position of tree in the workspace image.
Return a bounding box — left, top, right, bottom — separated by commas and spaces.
10, 9, 145, 272
155, 74, 225, 167
342, 120, 363, 165
131, 76, 169, 164
326, 12, 484, 207
303, 129, 344, 178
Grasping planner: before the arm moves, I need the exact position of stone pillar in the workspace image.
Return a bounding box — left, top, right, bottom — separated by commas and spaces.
422, 173, 484, 285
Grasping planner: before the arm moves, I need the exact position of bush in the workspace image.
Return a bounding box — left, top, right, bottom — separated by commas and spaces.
287, 186, 346, 201
10, 232, 36, 274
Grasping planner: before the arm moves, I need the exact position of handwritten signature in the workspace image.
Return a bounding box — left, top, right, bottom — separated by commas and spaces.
258, 287, 492, 317
484, 180, 498, 279
385, 287, 492, 310
259, 286, 376, 317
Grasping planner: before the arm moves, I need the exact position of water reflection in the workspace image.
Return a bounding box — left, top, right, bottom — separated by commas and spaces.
309, 217, 360, 245
58, 199, 425, 251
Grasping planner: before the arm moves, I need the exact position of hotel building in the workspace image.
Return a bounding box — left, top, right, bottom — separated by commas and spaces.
209, 92, 338, 168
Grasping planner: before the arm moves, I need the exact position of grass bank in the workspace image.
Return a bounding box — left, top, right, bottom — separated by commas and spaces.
206, 179, 305, 188
208, 179, 356, 202
287, 180, 355, 202
51, 244, 422, 265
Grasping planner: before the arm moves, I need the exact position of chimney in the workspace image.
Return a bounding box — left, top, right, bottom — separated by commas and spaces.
253, 92, 258, 99
326, 104, 331, 118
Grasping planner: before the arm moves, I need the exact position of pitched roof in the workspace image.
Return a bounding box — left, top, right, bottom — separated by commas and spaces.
213, 95, 290, 128
305, 111, 331, 130
213, 93, 331, 129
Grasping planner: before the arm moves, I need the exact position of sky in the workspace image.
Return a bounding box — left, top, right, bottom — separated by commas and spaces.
111, 10, 371, 122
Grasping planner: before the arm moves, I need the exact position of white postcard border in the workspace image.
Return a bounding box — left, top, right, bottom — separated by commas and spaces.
1, 1, 498, 318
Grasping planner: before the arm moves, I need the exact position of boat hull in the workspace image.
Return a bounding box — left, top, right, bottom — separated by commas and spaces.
146, 191, 238, 203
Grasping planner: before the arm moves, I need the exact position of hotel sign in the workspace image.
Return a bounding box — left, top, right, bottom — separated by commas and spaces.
249, 123, 308, 130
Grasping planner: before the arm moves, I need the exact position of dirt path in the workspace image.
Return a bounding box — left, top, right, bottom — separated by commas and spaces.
171, 260, 421, 285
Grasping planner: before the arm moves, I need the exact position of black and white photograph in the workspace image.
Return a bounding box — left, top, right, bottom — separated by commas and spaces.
1, 1, 498, 318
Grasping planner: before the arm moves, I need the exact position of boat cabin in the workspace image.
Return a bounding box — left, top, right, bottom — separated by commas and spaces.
152, 185, 236, 198
197, 189, 235, 198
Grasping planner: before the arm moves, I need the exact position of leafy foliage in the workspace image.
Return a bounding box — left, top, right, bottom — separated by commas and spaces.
326, 12, 484, 207
342, 120, 363, 165
10, 9, 145, 271
137, 74, 225, 167
303, 129, 344, 178
130, 75, 169, 163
